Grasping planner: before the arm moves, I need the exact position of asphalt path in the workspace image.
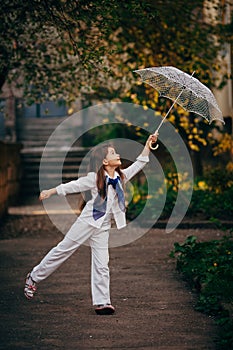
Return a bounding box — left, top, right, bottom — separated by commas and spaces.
0, 211, 221, 350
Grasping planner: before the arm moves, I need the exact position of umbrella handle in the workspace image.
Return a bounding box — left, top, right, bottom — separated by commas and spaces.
149, 140, 159, 150
149, 129, 159, 150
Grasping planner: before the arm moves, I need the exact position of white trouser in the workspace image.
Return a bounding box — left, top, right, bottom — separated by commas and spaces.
31, 219, 110, 306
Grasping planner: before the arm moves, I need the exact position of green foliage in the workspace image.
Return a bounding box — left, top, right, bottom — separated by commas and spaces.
202, 166, 233, 193
172, 165, 233, 219
1, 0, 232, 106
188, 166, 233, 219
0, 0, 156, 102
81, 123, 144, 147
126, 164, 233, 222
126, 170, 167, 222
188, 188, 233, 220
170, 233, 233, 348
121, 0, 233, 168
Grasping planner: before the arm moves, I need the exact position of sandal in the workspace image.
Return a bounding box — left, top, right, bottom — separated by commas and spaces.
24, 273, 37, 299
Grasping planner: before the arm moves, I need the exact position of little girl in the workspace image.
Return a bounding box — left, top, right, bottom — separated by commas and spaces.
24, 133, 158, 315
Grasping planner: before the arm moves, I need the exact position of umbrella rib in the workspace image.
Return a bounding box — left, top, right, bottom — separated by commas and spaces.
156, 87, 185, 132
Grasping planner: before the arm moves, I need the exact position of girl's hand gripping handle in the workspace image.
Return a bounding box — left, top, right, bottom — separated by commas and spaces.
148, 131, 159, 150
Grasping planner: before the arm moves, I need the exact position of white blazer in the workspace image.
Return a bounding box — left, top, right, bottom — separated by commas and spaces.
56, 154, 149, 229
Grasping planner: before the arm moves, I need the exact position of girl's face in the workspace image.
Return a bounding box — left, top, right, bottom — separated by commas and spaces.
104, 147, 121, 167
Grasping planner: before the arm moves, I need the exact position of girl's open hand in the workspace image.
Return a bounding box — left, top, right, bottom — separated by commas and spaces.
39, 188, 56, 201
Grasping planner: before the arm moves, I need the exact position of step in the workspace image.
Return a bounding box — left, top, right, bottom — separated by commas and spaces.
16, 117, 89, 197
22, 172, 86, 180
23, 164, 85, 171
19, 149, 90, 196
21, 146, 89, 153
16, 117, 82, 148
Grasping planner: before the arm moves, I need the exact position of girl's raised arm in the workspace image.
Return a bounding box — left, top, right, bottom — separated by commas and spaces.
141, 133, 158, 156
122, 133, 158, 182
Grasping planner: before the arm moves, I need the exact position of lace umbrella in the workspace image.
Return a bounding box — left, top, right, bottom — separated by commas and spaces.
134, 66, 224, 149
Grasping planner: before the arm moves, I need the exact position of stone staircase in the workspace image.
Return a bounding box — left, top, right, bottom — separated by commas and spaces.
16, 118, 89, 197
16, 117, 80, 148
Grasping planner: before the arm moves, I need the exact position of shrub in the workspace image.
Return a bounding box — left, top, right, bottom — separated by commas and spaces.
170, 232, 233, 349
187, 187, 233, 219
127, 166, 233, 221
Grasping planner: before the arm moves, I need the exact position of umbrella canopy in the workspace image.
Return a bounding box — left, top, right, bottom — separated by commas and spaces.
134, 66, 224, 125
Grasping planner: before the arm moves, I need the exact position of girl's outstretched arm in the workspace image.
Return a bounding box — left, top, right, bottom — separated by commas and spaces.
141, 132, 159, 157
39, 188, 57, 201
121, 132, 159, 182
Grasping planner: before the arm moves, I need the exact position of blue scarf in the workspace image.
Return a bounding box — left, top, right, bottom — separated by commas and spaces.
93, 175, 125, 221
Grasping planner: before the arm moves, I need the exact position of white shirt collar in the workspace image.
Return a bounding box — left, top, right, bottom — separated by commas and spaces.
104, 170, 119, 180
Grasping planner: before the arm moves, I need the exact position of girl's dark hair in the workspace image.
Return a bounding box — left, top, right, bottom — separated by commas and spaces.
79, 143, 124, 210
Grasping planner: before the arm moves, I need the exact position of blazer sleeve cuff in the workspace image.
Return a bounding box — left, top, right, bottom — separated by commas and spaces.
56, 184, 66, 196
